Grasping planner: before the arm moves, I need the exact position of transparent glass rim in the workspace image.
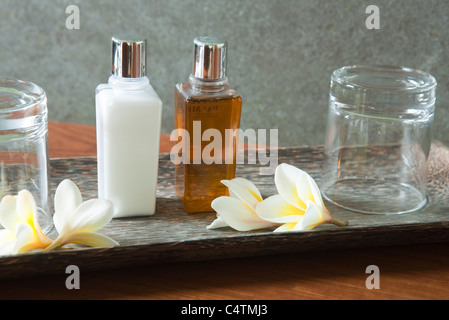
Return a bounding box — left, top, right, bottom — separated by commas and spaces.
331, 65, 437, 94
321, 178, 428, 215
0, 78, 46, 114
0, 78, 47, 132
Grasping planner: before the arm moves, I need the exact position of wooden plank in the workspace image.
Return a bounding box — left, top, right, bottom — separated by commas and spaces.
48, 121, 177, 157
1, 143, 449, 280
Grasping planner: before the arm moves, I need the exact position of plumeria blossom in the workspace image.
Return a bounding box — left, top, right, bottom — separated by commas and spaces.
0, 179, 118, 256
207, 164, 348, 233
255, 163, 348, 232
43, 179, 118, 252
0, 190, 52, 256
207, 178, 276, 231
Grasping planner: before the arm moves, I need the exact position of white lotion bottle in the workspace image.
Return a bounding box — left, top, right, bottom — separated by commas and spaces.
96, 35, 163, 218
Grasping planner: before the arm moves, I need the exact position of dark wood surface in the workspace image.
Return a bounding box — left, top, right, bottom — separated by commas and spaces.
2, 144, 449, 280
0, 121, 448, 300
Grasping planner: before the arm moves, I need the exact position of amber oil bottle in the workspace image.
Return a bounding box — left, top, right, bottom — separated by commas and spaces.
174, 36, 242, 213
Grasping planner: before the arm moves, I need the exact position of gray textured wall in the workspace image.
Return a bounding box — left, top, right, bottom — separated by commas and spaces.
0, 0, 448, 147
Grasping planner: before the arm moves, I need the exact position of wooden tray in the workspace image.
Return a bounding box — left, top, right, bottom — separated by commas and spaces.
1, 143, 449, 280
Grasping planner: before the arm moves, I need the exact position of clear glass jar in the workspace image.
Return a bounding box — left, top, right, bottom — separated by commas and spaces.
0, 78, 51, 232
322, 65, 437, 215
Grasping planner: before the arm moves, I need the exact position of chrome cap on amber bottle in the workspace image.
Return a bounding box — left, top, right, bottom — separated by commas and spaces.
193, 36, 227, 80
112, 35, 146, 78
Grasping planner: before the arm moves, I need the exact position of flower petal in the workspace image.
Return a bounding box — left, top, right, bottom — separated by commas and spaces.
273, 222, 298, 233
229, 178, 263, 201
221, 178, 262, 210
16, 190, 51, 245
0, 195, 20, 232
54, 179, 83, 233
64, 199, 114, 234
272, 201, 328, 232
211, 196, 274, 231
255, 194, 304, 224
304, 173, 326, 210
60, 231, 119, 248
206, 215, 229, 229
295, 172, 318, 205
274, 163, 307, 210
296, 200, 327, 231
13, 222, 39, 254
16, 190, 37, 226
0, 229, 15, 256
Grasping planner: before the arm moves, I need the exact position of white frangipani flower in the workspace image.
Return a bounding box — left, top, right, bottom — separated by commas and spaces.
207, 178, 276, 231
256, 163, 348, 232
207, 163, 348, 233
0, 190, 52, 256
43, 179, 118, 252
0, 179, 119, 256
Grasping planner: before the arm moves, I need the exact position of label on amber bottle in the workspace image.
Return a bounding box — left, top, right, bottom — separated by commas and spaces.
188, 104, 220, 114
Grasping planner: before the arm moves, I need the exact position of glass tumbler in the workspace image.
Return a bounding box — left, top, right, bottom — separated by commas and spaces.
322, 65, 437, 215
0, 78, 52, 233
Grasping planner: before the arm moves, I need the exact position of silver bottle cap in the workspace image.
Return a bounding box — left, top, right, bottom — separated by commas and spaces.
193, 36, 227, 80
112, 35, 146, 78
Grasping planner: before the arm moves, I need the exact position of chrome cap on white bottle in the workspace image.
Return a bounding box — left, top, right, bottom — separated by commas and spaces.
193, 36, 227, 81
112, 35, 146, 78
